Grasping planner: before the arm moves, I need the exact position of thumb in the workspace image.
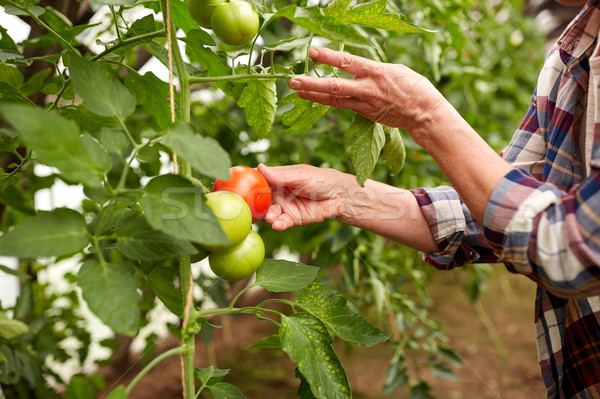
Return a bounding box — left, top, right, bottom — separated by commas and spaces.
257, 163, 278, 187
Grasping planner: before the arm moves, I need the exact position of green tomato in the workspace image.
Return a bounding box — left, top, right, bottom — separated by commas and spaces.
204, 191, 252, 251
187, 0, 224, 29
209, 229, 264, 281
190, 243, 209, 263
210, 1, 260, 46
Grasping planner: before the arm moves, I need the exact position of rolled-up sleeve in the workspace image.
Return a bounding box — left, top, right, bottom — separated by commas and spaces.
411, 186, 500, 270
483, 160, 600, 298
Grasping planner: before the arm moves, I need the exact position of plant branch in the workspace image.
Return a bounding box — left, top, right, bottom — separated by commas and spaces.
189, 73, 292, 84
124, 347, 189, 396
228, 283, 257, 309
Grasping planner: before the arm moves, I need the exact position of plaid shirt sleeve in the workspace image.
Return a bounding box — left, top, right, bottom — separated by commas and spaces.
484, 160, 600, 298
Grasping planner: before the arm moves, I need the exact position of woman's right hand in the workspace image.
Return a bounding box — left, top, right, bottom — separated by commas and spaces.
257, 164, 356, 231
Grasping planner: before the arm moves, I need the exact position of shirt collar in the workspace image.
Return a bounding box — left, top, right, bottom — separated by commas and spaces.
557, 0, 600, 61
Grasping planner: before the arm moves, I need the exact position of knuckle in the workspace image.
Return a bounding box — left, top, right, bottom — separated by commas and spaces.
340, 55, 353, 69
327, 79, 343, 95
370, 64, 386, 79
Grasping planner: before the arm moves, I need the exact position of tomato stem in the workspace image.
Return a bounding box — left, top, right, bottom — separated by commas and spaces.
124, 347, 189, 396
189, 73, 292, 84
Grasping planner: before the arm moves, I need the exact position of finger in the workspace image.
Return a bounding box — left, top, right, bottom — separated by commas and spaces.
296, 90, 370, 113
264, 203, 282, 224
289, 76, 359, 97
271, 212, 296, 231
309, 47, 378, 77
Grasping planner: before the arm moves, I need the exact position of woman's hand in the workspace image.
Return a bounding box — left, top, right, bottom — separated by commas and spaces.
257, 164, 356, 231
288, 47, 449, 139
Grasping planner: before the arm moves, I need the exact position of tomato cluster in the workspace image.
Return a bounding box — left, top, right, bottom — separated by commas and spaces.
196, 166, 272, 282
188, 0, 260, 46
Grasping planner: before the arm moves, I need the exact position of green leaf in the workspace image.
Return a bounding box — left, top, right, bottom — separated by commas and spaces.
139, 174, 229, 246
280, 313, 350, 399
184, 31, 233, 97
0, 208, 88, 258
147, 265, 183, 317
298, 283, 390, 347
0, 63, 23, 90
254, 259, 319, 293
77, 260, 141, 335
116, 215, 197, 260
162, 122, 231, 179
249, 334, 281, 349
381, 126, 405, 174
237, 79, 277, 138
99, 127, 130, 156
382, 353, 408, 394
105, 386, 128, 399
278, 6, 370, 48
208, 382, 248, 399
265, 36, 312, 52
325, 0, 431, 33
429, 362, 458, 381
345, 114, 385, 185
0, 104, 108, 187
410, 381, 434, 399
90, 0, 136, 5
169, 0, 200, 35
0, 314, 28, 340
69, 55, 136, 120
124, 72, 171, 129
296, 368, 318, 399
280, 93, 329, 133
195, 365, 230, 386
65, 375, 96, 399
124, 14, 156, 39
3, 5, 44, 17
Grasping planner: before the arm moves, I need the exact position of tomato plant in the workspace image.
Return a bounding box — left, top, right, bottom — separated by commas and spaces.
204, 191, 252, 251
0, 0, 546, 398
210, 0, 260, 46
209, 229, 265, 281
213, 166, 272, 222
187, 0, 224, 28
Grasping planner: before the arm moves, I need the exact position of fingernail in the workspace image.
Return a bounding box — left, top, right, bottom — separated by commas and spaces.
309, 48, 319, 58
289, 79, 301, 89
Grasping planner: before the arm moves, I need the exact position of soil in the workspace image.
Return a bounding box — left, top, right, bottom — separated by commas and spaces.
102, 269, 546, 399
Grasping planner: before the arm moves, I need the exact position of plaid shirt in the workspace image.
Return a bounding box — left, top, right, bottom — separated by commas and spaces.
411, 1, 600, 397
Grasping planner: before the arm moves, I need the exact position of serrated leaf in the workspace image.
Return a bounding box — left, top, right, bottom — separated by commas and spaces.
195, 366, 230, 386
280, 93, 329, 132
237, 79, 277, 138
0, 105, 108, 187
70, 55, 135, 120
169, 0, 200, 35
147, 265, 183, 317
254, 259, 318, 293
208, 382, 247, 399
77, 259, 141, 335
0, 63, 23, 90
249, 334, 281, 349
265, 36, 313, 52
162, 122, 231, 179
124, 71, 171, 129
278, 5, 370, 48
382, 126, 405, 174
124, 14, 156, 39
298, 283, 390, 347
184, 31, 232, 96
0, 315, 28, 340
139, 174, 229, 246
0, 208, 88, 258
116, 215, 197, 260
345, 114, 385, 185
324, 0, 431, 33
280, 313, 350, 399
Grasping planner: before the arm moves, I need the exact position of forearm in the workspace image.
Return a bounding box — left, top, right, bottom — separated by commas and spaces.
336, 179, 438, 253
412, 102, 513, 223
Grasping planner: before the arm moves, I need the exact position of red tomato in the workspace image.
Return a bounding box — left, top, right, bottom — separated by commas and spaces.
213, 166, 272, 223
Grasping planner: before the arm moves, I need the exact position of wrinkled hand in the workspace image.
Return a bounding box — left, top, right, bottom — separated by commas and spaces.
288, 47, 447, 136
257, 164, 356, 231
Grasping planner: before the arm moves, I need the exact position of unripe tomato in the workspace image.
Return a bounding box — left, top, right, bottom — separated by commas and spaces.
213, 166, 271, 223
209, 229, 264, 281
210, 1, 260, 46
204, 191, 252, 251
190, 244, 209, 263
188, 0, 225, 29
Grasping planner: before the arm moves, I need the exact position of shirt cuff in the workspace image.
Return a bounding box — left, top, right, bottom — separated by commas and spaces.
483, 168, 563, 272
411, 187, 490, 270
